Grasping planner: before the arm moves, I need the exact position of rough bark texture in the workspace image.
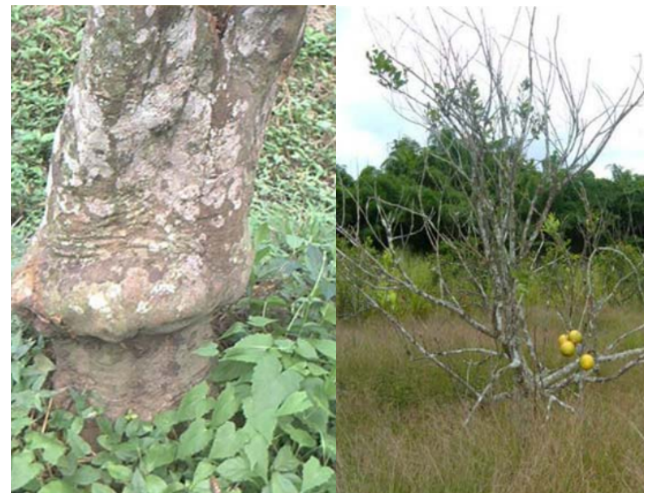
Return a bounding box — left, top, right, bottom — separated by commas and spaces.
53, 322, 213, 420
11, 5, 307, 419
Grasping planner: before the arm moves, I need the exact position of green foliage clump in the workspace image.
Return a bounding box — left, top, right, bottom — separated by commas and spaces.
337, 136, 644, 254
256, 27, 335, 215
338, 233, 643, 322
366, 49, 407, 90
337, 240, 437, 321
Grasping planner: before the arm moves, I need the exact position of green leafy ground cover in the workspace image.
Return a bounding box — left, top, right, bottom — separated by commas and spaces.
11, 6, 336, 493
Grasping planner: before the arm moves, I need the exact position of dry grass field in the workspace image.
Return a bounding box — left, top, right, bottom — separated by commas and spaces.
337, 307, 644, 493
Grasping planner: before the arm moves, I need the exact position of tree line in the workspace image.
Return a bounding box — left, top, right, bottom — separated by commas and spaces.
337, 134, 643, 253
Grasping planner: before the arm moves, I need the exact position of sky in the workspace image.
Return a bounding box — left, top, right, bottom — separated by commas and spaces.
337, 7, 644, 178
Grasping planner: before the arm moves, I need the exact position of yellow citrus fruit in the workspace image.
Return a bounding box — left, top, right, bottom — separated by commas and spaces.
579, 354, 595, 371
558, 334, 569, 347
560, 340, 576, 357
568, 330, 583, 344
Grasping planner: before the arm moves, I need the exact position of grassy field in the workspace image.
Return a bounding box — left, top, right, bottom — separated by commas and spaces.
337, 308, 644, 493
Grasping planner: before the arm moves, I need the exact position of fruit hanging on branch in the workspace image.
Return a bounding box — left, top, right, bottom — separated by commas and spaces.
568, 330, 583, 345
560, 341, 576, 357
579, 354, 595, 371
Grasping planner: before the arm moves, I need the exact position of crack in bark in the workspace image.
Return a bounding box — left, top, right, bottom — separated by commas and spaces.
198, 6, 233, 40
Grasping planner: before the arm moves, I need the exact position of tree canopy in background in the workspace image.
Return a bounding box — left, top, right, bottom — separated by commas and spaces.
338, 134, 643, 253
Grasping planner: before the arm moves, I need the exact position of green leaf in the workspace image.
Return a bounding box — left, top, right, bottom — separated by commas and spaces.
280, 423, 316, 449
177, 381, 212, 422
275, 338, 296, 353
301, 457, 334, 493
296, 340, 318, 360
56, 452, 78, 478
71, 465, 102, 486
192, 460, 215, 486
130, 469, 148, 493
12, 450, 43, 491
209, 422, 244, 460
285, 234, 305, 250
144, 475, 167, 493
244, 434, 269, 480
306, 363, 329, 377
210, 383, 241, 428
235, 333, 274, 349
12, 415, 33, 435
252, 356, 302, 413
106, 463, 133, 483
245, 355, 302, 441
25, 431, 66, 464
111, 440, 140, 462
253, 222, 271, 247
177, 419, 212, 459
277, 391, 313, 417
32, 353, 56, 373
70, 417, 84, 435
194, 343, 220, 358
211, 361, 254, 382
153, 410, 177, 434
311, 340, 336, 361
91, 485, 116, 493
143, 442, 176, 473
321, 433, 337, 462
321, 303, 336, 325
66, 431, 91, 458
223, 333, 274, 363
219, 322, 248, 340
38, 480, 78, 493
216, 456, 252, 482
243, 402, 278, 445
305, 245, 324, 278
271, 472, 300, 493
247, 316, 278, 328
272, 445, 301, 473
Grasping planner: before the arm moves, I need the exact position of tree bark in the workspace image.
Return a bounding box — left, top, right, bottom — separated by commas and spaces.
11, 6, 307, 419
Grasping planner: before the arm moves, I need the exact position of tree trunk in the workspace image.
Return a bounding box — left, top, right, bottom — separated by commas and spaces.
11, 6, 307, 420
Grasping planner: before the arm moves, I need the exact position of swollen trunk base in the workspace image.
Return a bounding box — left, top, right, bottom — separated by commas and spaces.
52, 321, 213, 421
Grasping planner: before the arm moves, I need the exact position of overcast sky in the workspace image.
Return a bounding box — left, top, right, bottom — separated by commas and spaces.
337, 7, 644, 178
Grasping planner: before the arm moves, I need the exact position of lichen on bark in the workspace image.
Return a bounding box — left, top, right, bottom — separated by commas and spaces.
11, 5, 307, 419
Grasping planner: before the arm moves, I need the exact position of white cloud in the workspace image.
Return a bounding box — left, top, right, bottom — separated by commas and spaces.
336, 117, 387, 176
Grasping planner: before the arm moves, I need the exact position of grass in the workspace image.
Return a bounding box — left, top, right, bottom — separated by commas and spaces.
337, 243, 644, 322
337, 307, 643, 493
11, 6, 87, 235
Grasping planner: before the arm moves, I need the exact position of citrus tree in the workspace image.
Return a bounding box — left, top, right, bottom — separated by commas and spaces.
338, 8, 643, 420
